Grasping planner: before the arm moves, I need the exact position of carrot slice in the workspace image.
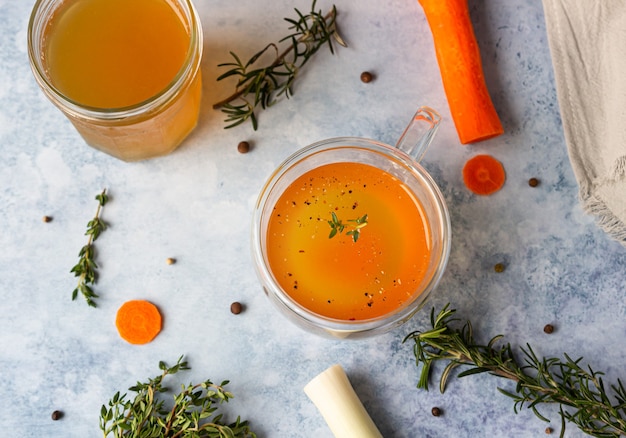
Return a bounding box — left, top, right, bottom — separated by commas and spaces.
463, 154, 505, 195
418, 0, 504, 144
115, 300, 162, 345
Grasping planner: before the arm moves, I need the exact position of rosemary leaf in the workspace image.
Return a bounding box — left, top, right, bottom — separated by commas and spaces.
404, 305, 626, 437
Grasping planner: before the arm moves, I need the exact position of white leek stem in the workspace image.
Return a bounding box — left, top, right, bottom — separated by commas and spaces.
304, 364, 383, 438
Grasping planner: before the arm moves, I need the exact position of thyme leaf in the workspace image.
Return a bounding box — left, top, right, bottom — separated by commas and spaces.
99, 356, 256, 438
404, 305, 626, 438
213, 0, 346, 130
328, 212, 368, 242
70, 188, 108, 307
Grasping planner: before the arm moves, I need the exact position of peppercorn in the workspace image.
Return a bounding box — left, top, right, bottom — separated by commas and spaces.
545, 427, 553, 434
51, 410, 63, 421
543, 324, 554, 334
166, 257, 176, 265
237, 141, 250, 154
494, 263, 505, 273
230, 301, 243, 314
360, 71, 374, 83
42, 215, 52, 223
528, 177, 540, 187
431, 407, 441, 417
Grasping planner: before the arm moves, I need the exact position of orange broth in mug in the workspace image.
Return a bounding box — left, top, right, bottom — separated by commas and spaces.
266, 161, 432, 320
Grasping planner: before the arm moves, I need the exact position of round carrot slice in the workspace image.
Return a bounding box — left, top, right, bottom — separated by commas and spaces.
462, 154, 506, 195
115, 300, 162, 344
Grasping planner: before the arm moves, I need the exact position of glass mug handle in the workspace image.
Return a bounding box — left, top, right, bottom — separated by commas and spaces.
395, 106, 441, 163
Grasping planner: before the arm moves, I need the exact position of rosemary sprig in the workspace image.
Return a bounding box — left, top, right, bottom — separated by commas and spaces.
99, 356, 256, 438
70, 188, 108, 307
403, 305, 626, 438
213, 0, 346, 130
328, 212, 368, 242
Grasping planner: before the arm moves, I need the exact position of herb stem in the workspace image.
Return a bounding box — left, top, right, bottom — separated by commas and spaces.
212, 10, 335, 110
100, 357, 255, 437
214, 1, 346, 130
70, 188, 108, 307
328, 212, 368, 242
404, 305, 626, 437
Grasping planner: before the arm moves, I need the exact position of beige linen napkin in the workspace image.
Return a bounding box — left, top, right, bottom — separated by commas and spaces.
542, 0, 626, 246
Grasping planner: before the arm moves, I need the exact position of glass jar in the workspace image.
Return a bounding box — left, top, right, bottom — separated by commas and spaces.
27, 0, 203, 162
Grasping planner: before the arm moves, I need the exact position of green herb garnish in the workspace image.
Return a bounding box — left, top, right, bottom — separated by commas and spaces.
213, 0, 346, 130
404, 305, 626, 438
328, 212, 368, 242
70, 188, 108, 307
99, 356, 256, 438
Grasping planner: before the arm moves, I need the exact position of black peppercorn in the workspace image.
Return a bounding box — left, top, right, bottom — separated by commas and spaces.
230, 301, 243, 314
43, 215, 52, 223
528, 177, 540, 187
360, 71, 374, 83
51, 410, 63, 421
237, 141, 250, 154
543, 324, 554, 334
431, 407, 441, 417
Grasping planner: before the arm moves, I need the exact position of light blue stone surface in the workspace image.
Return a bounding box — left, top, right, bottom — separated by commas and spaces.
1, 1, 625, 437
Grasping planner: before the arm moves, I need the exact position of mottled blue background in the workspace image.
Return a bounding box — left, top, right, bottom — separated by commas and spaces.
1, 0, 624, 437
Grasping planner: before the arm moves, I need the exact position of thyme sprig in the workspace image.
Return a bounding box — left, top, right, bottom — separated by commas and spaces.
328, 212, 368, 242
70, 188, 108, 307
404, 305, 626, 438
99, 356, 256, 438
213, 0, 346, 130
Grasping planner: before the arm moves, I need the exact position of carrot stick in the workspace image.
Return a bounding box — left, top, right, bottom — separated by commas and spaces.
115, 300, 162, 345
418, 0, 503, 144
462, 154, 505, 195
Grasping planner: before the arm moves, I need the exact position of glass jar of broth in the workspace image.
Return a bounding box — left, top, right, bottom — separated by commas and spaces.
28, 0, 203, 162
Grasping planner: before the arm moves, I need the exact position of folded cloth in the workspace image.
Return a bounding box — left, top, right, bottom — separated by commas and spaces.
542, 0, 626, 246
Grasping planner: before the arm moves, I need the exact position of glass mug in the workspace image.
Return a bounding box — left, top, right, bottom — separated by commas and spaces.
252, 107, 451, 339
27, 0, 203, 162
